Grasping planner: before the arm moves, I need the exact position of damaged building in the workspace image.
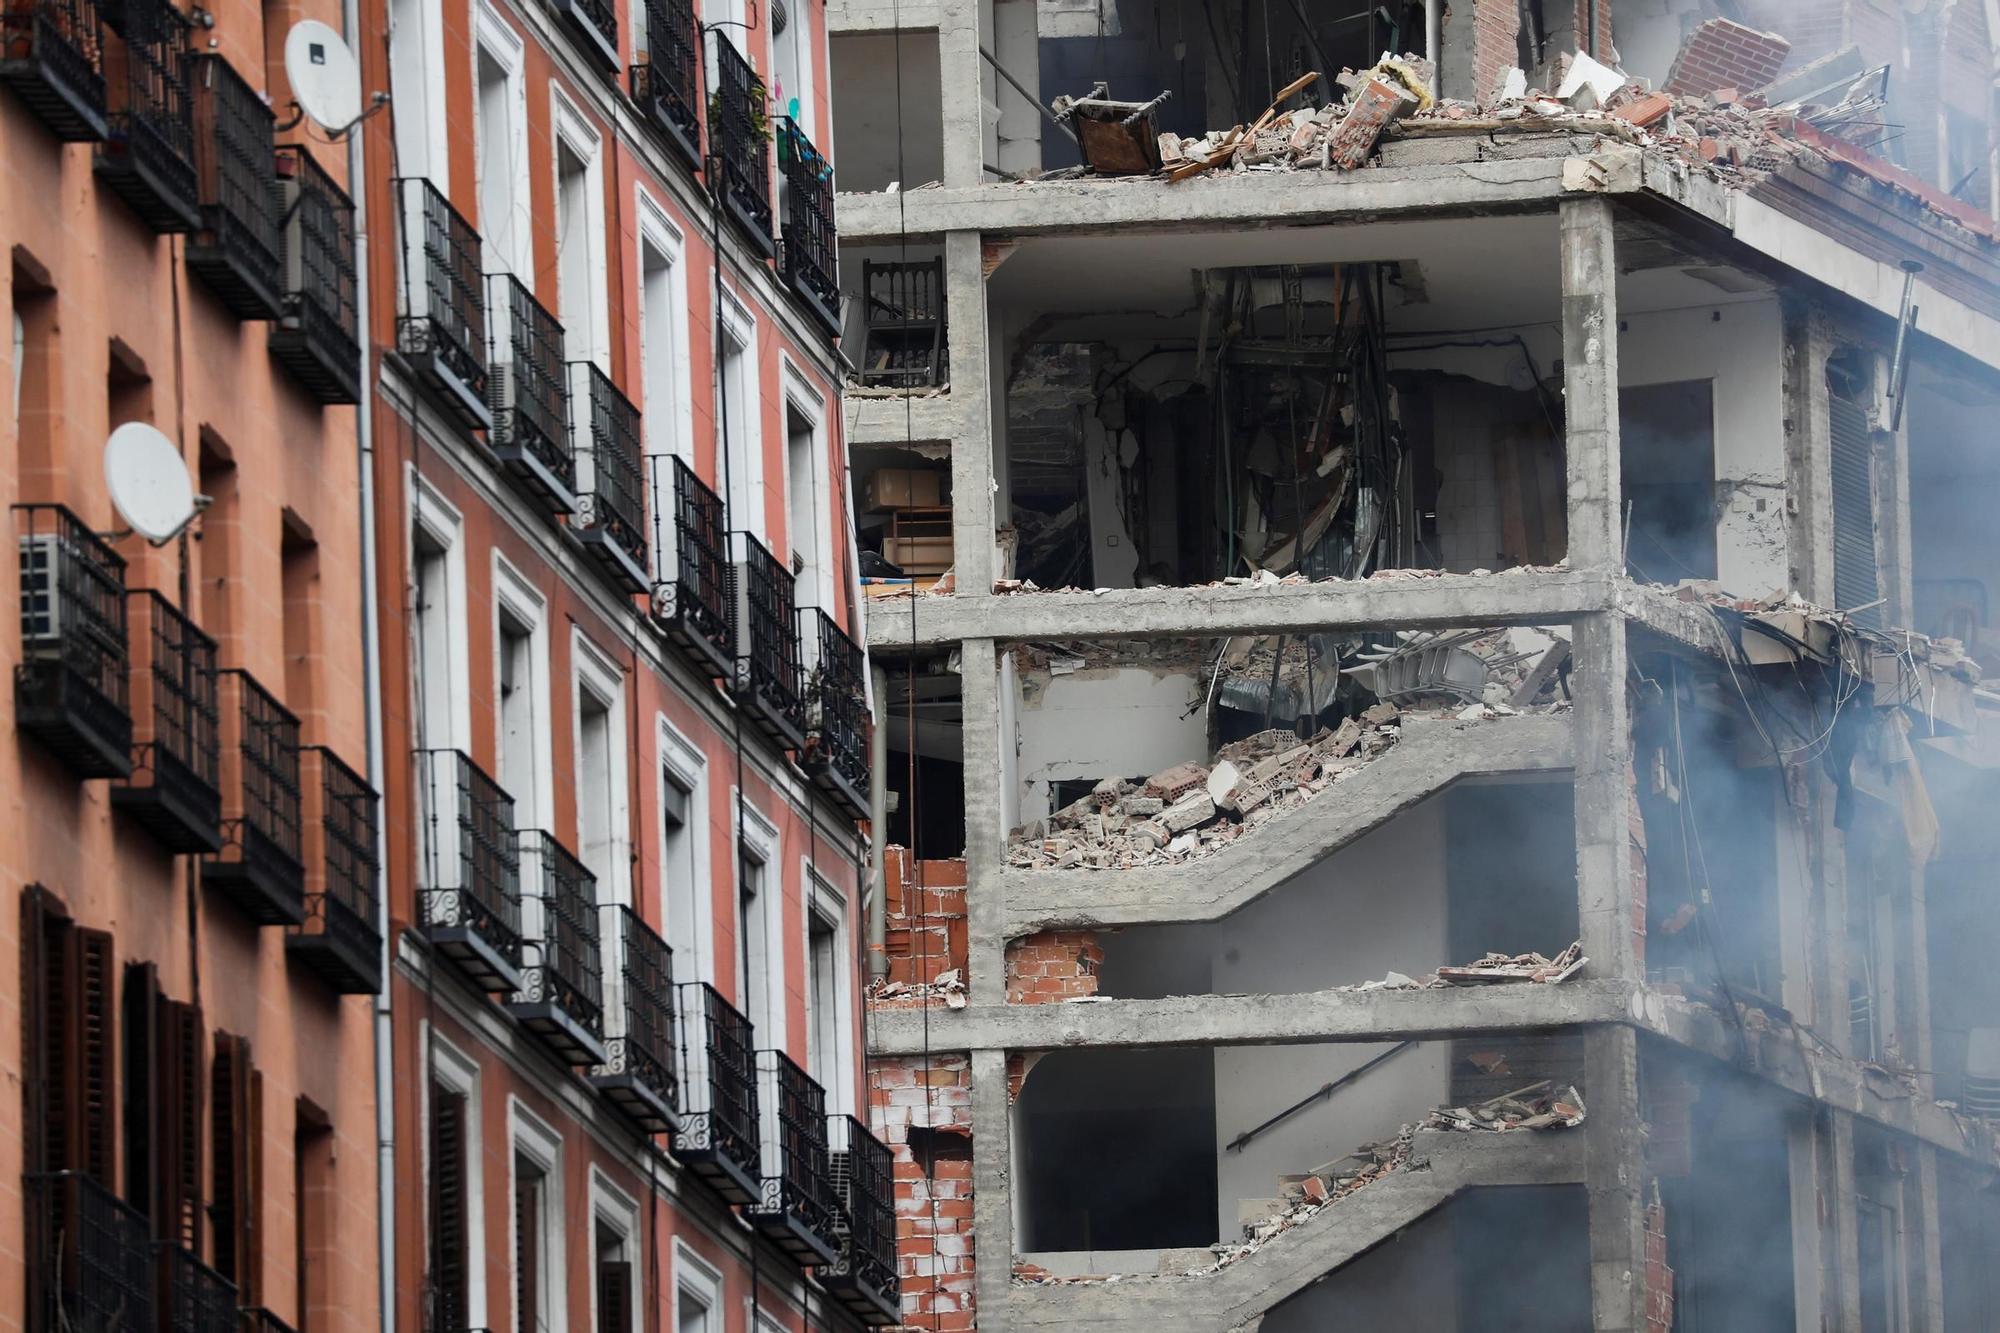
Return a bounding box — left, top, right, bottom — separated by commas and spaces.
841, 1, 2000, 1330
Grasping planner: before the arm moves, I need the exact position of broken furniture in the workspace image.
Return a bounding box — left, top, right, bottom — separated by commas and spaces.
1050, 82, 1173, 176
857, 259, 947, 389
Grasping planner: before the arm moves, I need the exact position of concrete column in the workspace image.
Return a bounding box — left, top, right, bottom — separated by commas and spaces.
1782, 300, 1836, 605
1829, 1112, 1863, 1329
969, 1045, 1015, 1331
1572, 612, 1636, 979
937, 0, 987, 187
1786, 1112, 1827, 1333
1912, 1145, 1945, 1332
1561, 196, 1622, 572
959, 636, 1008, 1005
944, 229, 997, 597
1584, 1025, 1648, 1333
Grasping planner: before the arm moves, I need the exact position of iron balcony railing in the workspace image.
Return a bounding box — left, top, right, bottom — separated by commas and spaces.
674, 981, 761, 1203
749, 1049, 840, 1264
589, 905, 679, 1130
14, 504, 133, 779
396, 177, 491, 430
27, 1171, 156, 1333
802, 609, 868, 820
733, 533, 806, 751
205, 669, 306, 926
508, 832, 606, 1065
157, 1241, 238, 1333
419, 748, 523, 992
240, 1310, 300, 1333
550, 0, 616, 70
486, 274, 575, 513
649, 456, 734, 678
824, 1116, 901, 1324
0, 0, 109, 141
776, 118, 838, 337
94, 0, 199, 232
113, 590, 222, 853
629, 0, 699, 172
710, 39, 773, 258
271, 146, 361, 404
287, 746, 382, 994
856, 258, 947, 389
571, 362, 648, 592
187, 52, 281, 319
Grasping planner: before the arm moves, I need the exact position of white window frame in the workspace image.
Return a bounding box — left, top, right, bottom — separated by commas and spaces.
473, 3, 531, 278
803, 865, 854, 1114
551, 85, 610, 370
412, 474, 471, 757
571, 629, 631, 906
635, 186, 693, 466
735, 796, 783, 1048
717, 291, 763, 541
492, 553, 553, 832
507, 1098, 566, 1333
672, 1241, 724, 1333
588, 1169, 643, 1333
656, 714, 713, 983
779, 356, 834, 613
422, 1030, 487, 1329
389, 0, 449, 179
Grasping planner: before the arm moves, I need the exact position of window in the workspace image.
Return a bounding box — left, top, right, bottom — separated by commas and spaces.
589, 1171, 642, 1333
510, 1102, 565, 1333
553, 89, 608, 368
736, 803, 780, 1042
281, 514, 320, 723
658, 717, 709, 981
20, 888, 113, 1183
414, 482, 470, 755
494, 557, 550, 830
474, 5, 529, 275
573, 633, 629, 901
807, 896, 842, 1098
718, 297, 761, 538
295, 1101, 334, 1331
389, 0, 448, 177
637, 195, 690, 466
210, 1032, 260, 1300
769, 0, 814, 132
673, 1242, 723, 1333
122, 963, 204, 1250
426, 1034, 485, 1330
197, 437, 239, 645
782, 377, 831, 610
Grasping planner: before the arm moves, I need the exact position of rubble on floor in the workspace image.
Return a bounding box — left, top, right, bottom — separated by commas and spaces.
866, 967, 967, 1008
1428, 1081, 1587, 1134
1435, 942, 1586, 986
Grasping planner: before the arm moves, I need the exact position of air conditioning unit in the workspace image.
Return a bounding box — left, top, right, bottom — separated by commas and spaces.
19, 533, 66, 644
487, 359, 521, 447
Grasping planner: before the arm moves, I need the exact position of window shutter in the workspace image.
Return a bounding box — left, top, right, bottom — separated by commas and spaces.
515, 1171, 540, 1333
1829, 393, 1881, 628
159, 998, 204, 1251
429, 1085, 469, 1330
124, 962, 159, 1222
38, 907, 74, 1176
211, 1032, 258, 1298
597, 1260, 631, 1333
73, 928, 115, 1186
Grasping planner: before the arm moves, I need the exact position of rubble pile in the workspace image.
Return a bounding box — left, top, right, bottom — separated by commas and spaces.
1435, 941, 1586, 986
1427, 1081, 1587, 1134
866, 967, 967, 1008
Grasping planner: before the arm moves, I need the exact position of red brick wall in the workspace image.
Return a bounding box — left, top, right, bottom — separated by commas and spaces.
1663, 18, 1791, 96
871, 1056, 976, 1331
879, 847, 969, 989
1472, 0, 1522, 100
1576, 0, 1613, 63
1644, 1188, 1676, 1333
1004, 931, 1104, 1003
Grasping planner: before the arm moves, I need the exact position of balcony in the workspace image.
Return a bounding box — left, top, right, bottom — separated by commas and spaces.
733, 534, 806, 751
776, 118, 839, 338
286, 746, 382, 994
570, 362, 649, 594
823, 1116, 901, 1325
26, 1172, 155, 1333
749, 1050, 840, 1264
240, 1310, 299, 1333
270, 146, 360, 404
589, 905, 679, 1131
186, 53, 281, 319
395, 177, 491, 431
856, 258, 946, 389
486, 275, 576, 514
418, 748, 523, 992
550, 0, 616, 72
0, 0, 109, 141
650, 456, 734, 679
94, 0, 199, 232
802, 609, 868, 820
630, 0, 699, 174
506, 832, 606, 1065
204, 670, 306, 926
13, 504, 134, 779
113, 590, 222, 853
156, 1241, 238, 1333
673, 982, 761, 1203
710, 40, 774, 259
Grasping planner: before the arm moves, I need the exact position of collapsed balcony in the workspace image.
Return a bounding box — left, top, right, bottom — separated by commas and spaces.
674, 981, 762, 1202
506, 831, 607, 1066
396, 177, 492, 431
650, 455, 735, 678
590, 904, 680, 1130
13, 503, 133, 779
286, 745, 383, 994
270, 146, 362, 404
204, 669, 307, 927
113, 590, 222, 854
749, 1049, 842, 1264
418, 748, 524, 992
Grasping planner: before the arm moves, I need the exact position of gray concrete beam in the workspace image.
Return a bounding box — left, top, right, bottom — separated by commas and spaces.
942, 231, 997, 596
845, 390, 962, 449
1002, 713, 1575, 934
960, 637, 1008, 1005
969, 1046, 1015, 1331
1007, 1131, 1587, 1331
867, 978, 1634, 1056
865, 569, 1616, 651
826, 0, 939, 32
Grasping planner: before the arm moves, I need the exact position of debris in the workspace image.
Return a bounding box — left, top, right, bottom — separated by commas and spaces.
1664, 18, 1791, 98
1051, 82, 1174, 175
1435, 941, 1586, 985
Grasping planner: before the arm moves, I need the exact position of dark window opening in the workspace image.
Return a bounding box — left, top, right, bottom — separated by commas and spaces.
1621, 380, 1718, 584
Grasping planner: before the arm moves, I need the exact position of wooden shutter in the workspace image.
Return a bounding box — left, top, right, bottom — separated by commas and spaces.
428, 1085, 469, 1330
124, 962, 159, 1223
515, 1169, 541, 1333
159, 997, 204, 1251
73, 928, 115, 1186
211, 1032, 259, 1299
18, 889, 112, 1184
597, 1260, 631, 1333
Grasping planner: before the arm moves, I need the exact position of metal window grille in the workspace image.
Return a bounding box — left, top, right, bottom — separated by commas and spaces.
736, 533, 806, 740
223, 669, 303, 872
827, 1116, 899, 1302
156, 1240, 238, 1333
487, 274, 575, 507
776, 117, 838, 335
0, 0, 109, 141
753, 1048, 837, 1239
13, 504, 132, 774
97, 0, 199, 232
573, 362, 647, 569
594, 905, 679, 1117
396, 177, 489, 408
649, 456, 734, 671
26, 1171, 156, 1333
675, 981, 760, 1180
287, 745, 382, 993
630, 0, 699, 170
516, 831, 605, 1043
710, 40, 773, 254
115, 590, 222, 852
419, 748, 524, 982
187, 53, 281, 316
271, 146, 361, 403
804, 608, 868, 799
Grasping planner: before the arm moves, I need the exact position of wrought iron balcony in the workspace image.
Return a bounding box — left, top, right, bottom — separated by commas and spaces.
824, 1116, 901, 1325
650, 456, 734, 679
486, 275, 575, 514
186, 53, 281, 319
710, 39, 773, 259
270, 146, 360, 404
396, 177, 491, 430
856, 258, 947, 389
733, 534, 806, 751
26, 1171, 156, 1333
205, 669, 305, 926
802, 609, 869, 821
507, 832, 606, 1065
776, 118, 838, 338
419, 748, 523, 992
240, 1309, 299, 1333
286, 746, 382, 994
571, 362, 648, 593
674, 982, 760, 1203
94, 0, 199, 232
749, 1049, 840, 1264
14, 504, 134, 779
550, 0, 616, 71
113, 590, 221, 853
589, 905, 679, 1131
0, 0, 109, 141
157, 1241, 238, 1333
629, 0, 699, 174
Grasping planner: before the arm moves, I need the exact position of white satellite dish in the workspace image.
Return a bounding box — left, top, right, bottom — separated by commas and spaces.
103, 423, 202, 545
285, 20, 363, 133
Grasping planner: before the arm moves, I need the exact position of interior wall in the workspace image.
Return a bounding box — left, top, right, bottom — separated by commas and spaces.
829, 35, 945, 192
1009, 664, 1207, 824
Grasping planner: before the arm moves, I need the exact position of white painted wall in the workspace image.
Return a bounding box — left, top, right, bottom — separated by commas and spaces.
1010, 666, 1206, 825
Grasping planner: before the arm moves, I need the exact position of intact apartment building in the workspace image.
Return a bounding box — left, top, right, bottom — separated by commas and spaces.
842, 1, 2000, 1330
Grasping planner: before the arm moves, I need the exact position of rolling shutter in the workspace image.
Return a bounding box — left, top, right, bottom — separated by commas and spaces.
1829, 394, 1881, 627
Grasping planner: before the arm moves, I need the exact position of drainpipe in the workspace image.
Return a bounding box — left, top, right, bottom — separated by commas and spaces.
867, 663, 889, 980
1425, 0, 1441, 99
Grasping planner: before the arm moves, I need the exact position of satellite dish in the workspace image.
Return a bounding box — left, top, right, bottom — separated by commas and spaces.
285, 21, 363, 133
103, 423, 201, 545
